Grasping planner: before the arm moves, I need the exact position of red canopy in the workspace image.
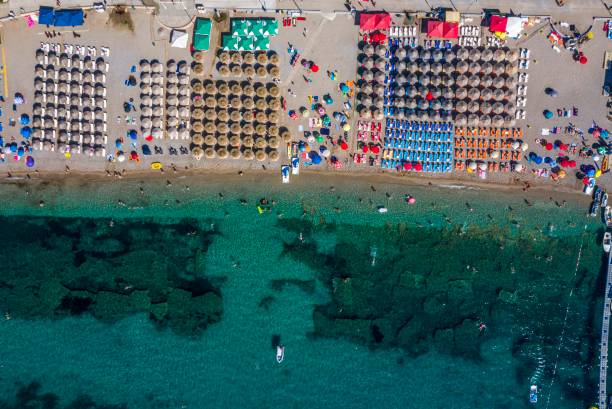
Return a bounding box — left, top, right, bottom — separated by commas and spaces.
370, 32, 387, 43
489, 15, 508, 33
427, 21, 459, 39
442, 22, 459, 39
359, 13, 391, 31
427, 20, 444, 38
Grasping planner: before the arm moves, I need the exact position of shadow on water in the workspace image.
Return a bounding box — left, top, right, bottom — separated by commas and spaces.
3, 381, 127, 409
0, 216, 226, 337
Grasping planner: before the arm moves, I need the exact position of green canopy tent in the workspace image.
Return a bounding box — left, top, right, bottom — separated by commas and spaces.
194, 18, 211, 36
253, 36, 270, 51
221, 34, 239, 51
262, 19, 279, 37
231, 19, 250, 36
249, 20, 265, 36
193, 34, 210, 51
238, 36, 254, 51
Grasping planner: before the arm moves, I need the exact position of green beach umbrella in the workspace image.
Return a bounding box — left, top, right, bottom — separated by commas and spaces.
238, 36, 254, 51
222, 34, 239, 51
253, 36, 270, 51
263, 19, 279, 36
249, 20, 265, 36
193, 34, 210, 51
194, 18, 211, 36
231, 19, 250, 36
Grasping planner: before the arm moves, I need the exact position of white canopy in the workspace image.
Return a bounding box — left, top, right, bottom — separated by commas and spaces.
170, 30, 189, 48
506, 17, 526, 39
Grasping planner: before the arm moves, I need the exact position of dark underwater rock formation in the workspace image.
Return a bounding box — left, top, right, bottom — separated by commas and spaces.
0, 216, 223, 336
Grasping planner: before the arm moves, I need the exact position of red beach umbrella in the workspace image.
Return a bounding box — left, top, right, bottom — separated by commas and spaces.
362, 145, 369, 153
340, 141, 348, 150
404, 162, 412, 170
545, 143, 553, 151
425, 91, 433, 101
569, 160, 577, 168
558, 143, 567, 151
582, 177, 590, 185
311, 64, 319, 73
559, 159, 569, 167
371, 145, 380, 154
579, 55, 587, 64
414, 162, 423, 171
593, 129, 601, 138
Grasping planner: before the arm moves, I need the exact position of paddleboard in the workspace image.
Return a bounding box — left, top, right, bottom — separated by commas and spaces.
281, 165, 290, 183
291, 156, 299, 175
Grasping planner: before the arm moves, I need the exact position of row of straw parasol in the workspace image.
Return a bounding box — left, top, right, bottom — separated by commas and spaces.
360, 60, 518, 77
191, 95, 281, 111
218, 51, 280, 66
217, 63, 280, 78
191, 134, 286, 148
190, 121, 285, 136
189, 108, 281, 124
191, 147, 281, 161
454, 113, 515, 127
191, 80, 280, 98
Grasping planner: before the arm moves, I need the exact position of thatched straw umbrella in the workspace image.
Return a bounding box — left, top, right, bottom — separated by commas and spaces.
506, 89, 516, 101
493, 63, 505, 76
467, 100, 480, 113
218, 64, 230, 76
455, 114, 468, 126
255, 98, 266, 111
481, 62, 493, 75
218, 110, 229, 122
192, 133, 205, 146
229, 134, 241, 148
217, 134, 229, 147
268, 98, 281, 111
505, 76, 517, 88
269, 52, 280, 65
228, 148, 241, 159
256, 65, 267, 77
193, 82, 204, 95
244, 66, 256, 77
193, 64, 204, 76
242, 135, 254, 147
192, 108, 205, 120
243, 112, 255, 123
253, 137, 266, 150
205, 147, 216, 159
193, 51, 205, 63
362, 43, 375, 56
254, 124, 266, 137
469, 48, 481, 61
256, 52, 268, 65
229, 123, 241, 135
268, 85, 280, 98
230, 53, 243, 65
506, 102, 517, 115
230, 97, 242, 109
493, 77, 505, 90
478, 114, 491, 126
179, 107, 190, 120
268, 150, 279, 162
504, 115, 516, 127
468, 61, 481, 74
231, 65, 243, 77
255, 111, 267, 123
217, 123, 229, 135
243, 149, 255, 160
218, 82, 230, 95
219, 51, 231, 64
268, 125, 279, 137
205, 96, 217, 108
230, 82, 242, 95
243, 52, 255, 65
359, 107, 372, 119
268, 111, 280, 124
255, 150, 267, 161
204, 134, 217, 146
191, 146, 204, 160
213, 96, 227, 110
203, 122, 216, 134
167, 83, 179, 95
205, 81, 217, 94
268, 66, 280, 78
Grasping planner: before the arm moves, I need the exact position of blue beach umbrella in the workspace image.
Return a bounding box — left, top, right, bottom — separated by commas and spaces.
25, 156, 34, 167
20, 114, 30, 125
115, 138, 123, 149
128, 130, 138, 140
9, 143, 17, 152
602, 129, 609, 139
543, 110, 553, 119
20, 127, 31, 138
534, 156, 543, 165
17, 147, 24, 157
308, 151, 321, 164
528, 152, 537, 162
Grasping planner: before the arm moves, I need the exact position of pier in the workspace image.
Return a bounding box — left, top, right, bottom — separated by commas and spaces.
599, 250, 612, 409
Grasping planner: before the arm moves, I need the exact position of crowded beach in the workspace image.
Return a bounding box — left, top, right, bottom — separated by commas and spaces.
0, 4, 609, 196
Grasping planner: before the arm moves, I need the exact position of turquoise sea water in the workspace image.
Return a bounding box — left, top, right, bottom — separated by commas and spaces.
0, 175, 605, 409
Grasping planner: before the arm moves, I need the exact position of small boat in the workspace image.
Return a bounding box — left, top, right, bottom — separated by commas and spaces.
291, 156, 300, 175
602, 191, 609, 208
529, 385, 537, 403
276, 345, 284, 363
377, 206, 388, 213
606, 206, 612, 228
591, 187, 603, 217
604, 232, 611, 253
281, 165, 290, 183
150, 161, 162, 170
